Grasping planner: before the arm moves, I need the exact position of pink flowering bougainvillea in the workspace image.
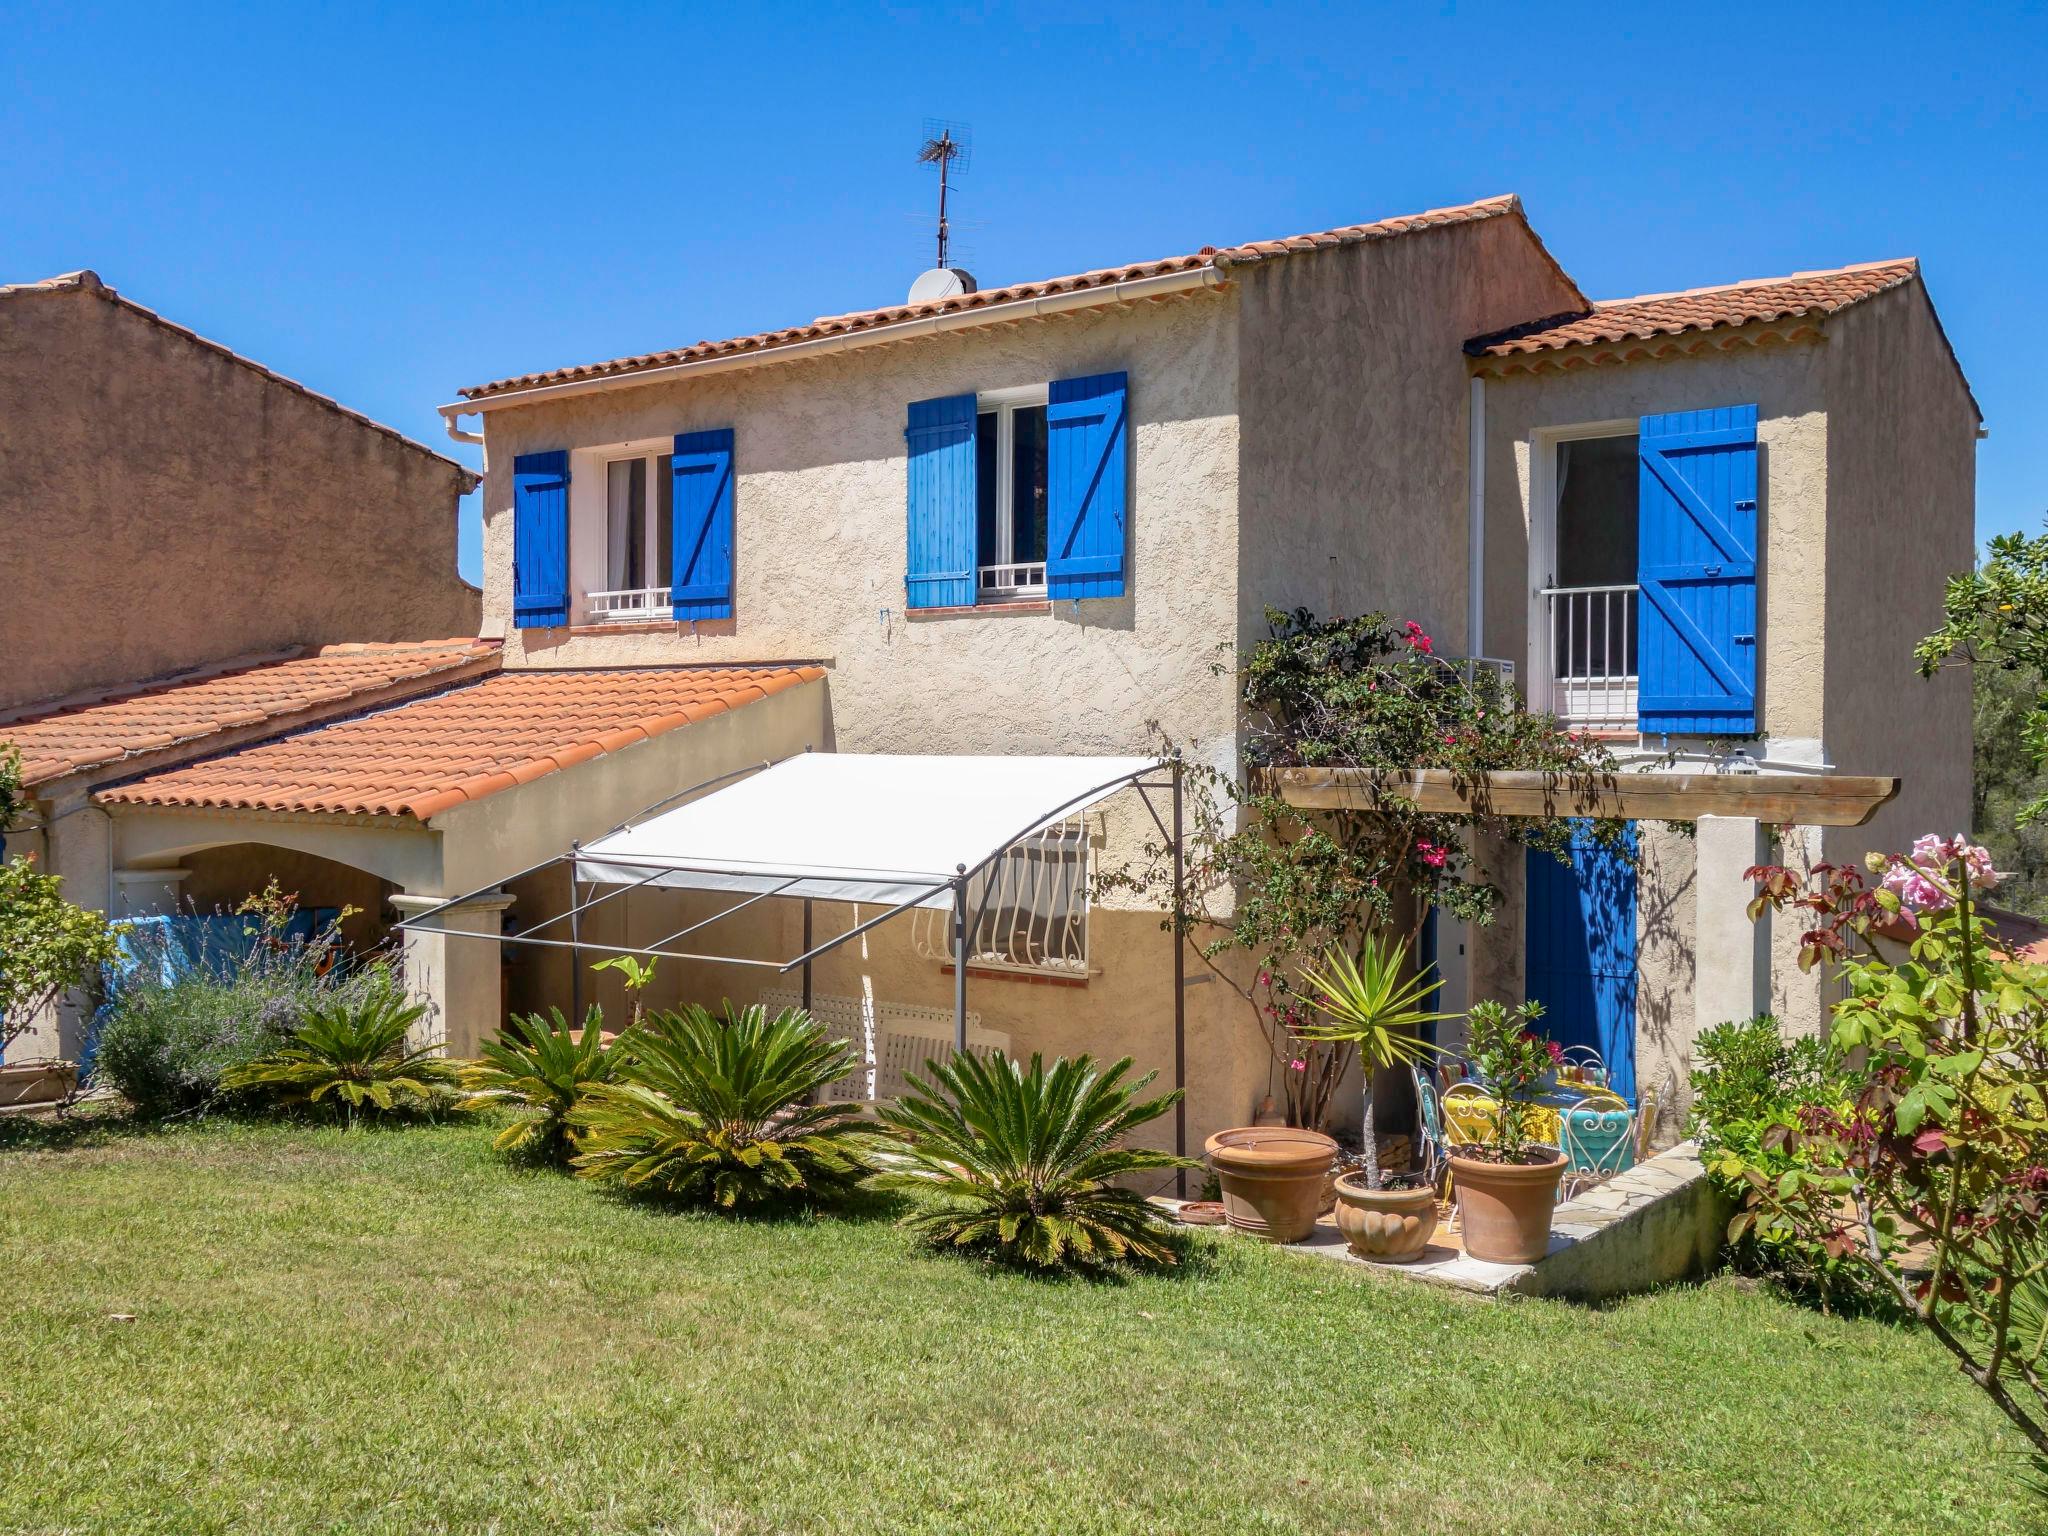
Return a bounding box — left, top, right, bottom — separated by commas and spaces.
1099, 608, 1621, 1132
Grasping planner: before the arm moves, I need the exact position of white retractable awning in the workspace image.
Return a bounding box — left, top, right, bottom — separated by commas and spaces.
574, 752, 1160, 908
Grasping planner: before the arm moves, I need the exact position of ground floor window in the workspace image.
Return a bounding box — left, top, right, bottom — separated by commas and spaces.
912, 817, 1092, 977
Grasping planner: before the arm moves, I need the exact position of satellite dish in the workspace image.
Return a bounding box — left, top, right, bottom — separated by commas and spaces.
908, 267, 977, 304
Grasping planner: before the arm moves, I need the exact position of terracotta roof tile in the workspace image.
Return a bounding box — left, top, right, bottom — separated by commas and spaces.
1467, 259, 1921, 356
6, 641, 499, 788
92, 665, 825, 820
457, 195, 1569, 401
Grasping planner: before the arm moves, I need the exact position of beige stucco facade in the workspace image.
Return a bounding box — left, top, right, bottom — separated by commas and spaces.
1473, 283, 1978, 1126
21, 206, 1975, 1152
0, 274, 479, 712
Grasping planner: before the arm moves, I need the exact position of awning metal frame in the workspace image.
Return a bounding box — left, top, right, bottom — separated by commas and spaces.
391, 752, 1190, 1188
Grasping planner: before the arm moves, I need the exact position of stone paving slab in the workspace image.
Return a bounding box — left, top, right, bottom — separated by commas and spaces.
1167, 1141, 1728, 1302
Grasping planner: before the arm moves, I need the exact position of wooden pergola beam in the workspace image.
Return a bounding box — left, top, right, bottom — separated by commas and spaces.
1268, 767, 1899, 826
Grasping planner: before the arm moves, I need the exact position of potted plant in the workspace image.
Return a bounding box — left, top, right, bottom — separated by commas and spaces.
1205, 1121, 1338, 1243
1446, 999, 1568, 1264
1295, 934, 1448, 1262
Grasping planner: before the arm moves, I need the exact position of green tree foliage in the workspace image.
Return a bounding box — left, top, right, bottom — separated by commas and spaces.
0, 744, 125, 1058
1919, 522, 2048, 835
570, 1004, 875, 1209
870, 1051, 1193, 1273
1973, 661, 2048, 918
459, 1006, 626, 1160
223, 983, 458, 1121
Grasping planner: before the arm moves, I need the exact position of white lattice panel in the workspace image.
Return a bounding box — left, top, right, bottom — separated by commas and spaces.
758, 988, 1005, 1104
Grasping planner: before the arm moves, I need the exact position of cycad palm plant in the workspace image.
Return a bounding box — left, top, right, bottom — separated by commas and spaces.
1294, 932, 1448, 1189
569, 1003, 874, 1209
222, 984, 460, 1122
459, 1006, 624, 1160
870, 1051, 1194, 1273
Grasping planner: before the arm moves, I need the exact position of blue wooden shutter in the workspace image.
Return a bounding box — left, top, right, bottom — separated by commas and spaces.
511, 450, 570, 629
1046, 371, 1128, 600
904, 394, 977, 609
1636, 405, 1758, 734
671, 428, 735, 621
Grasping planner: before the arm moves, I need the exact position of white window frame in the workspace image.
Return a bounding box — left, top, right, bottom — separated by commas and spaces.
1528, 419, 1641, 735
976, 383, 1050, 602
569, 438, 673, 623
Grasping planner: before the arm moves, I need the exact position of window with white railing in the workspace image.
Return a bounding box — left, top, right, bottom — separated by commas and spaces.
912, 815, 1093, 977
974, 385, 1049, 601
572, 446, 676, 623
1539, 430, 1640, 731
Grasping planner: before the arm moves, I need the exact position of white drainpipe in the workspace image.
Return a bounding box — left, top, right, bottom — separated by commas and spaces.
1466, 373, 1486, 661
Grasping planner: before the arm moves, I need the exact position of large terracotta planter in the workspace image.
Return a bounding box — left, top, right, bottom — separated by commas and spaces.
1447, 1147, 1567, 1264
1331, 1172, 1439, 1263
1205, 1126, 1338, 1243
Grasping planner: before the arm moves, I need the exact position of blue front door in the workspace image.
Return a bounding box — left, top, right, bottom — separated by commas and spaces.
1524, 822, 1637, 1100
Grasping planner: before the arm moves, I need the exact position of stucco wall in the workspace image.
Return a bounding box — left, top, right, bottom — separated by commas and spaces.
480, 293, 1244, 774
1818, 284, 1977, 864
1234, 215, 1586, 653
0, 285, 478, 711
1479, 336, 1833, 746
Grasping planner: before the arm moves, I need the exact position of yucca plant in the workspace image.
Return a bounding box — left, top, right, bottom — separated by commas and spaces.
221, 984, 460, 1121
869, 1051, 1195, 1273
1294, 933, 1448, 1189
459, 1006, 624, 1161
569, 1003, 875, 1210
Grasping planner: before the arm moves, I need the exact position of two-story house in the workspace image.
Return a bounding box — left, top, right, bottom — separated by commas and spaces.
35, 195, 1975, 1146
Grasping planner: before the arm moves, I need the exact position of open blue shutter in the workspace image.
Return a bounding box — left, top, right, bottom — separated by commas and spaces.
1636, 405, 1758, 734
511, 450, 569, 629
1047, 371, 1128, 600
671, 428, 735, 621
904, 394, 977, 609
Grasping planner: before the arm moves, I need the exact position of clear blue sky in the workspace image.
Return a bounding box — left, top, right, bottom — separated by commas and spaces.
5, 1, 2042, 585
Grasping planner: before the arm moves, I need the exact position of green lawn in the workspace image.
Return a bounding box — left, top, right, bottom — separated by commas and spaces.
0, 1117, 2027, 1535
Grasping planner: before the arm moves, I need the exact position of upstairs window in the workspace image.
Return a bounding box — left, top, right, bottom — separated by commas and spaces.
1544, 432, 1640, 729
975, 386, 1050, 601
600, 451, 674, 616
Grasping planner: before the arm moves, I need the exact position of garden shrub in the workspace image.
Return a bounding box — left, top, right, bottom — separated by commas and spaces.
222, 981, 457, 1122
570, 1003, 877, 1210
1689, 1015, 1872, 1308
459, 1005, 625, 1161
90, 915, 379, 1118
871, 1050, 1193, 1273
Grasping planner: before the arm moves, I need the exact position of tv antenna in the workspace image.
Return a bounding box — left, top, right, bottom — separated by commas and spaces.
916, 119, 971, 270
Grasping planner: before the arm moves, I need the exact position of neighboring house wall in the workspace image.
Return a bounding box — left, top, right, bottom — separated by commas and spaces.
1236, 213, 1585, 652
0, 278, 478, 710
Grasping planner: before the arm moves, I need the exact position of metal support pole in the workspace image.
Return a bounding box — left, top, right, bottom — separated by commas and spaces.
567, 842, 583, 1023
951, 868, 969, 1053
801, 898, 814, 1014
1171, 758, 1188, 1199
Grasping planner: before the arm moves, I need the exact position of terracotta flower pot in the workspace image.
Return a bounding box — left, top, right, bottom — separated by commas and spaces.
1204, 1126, 1338, 1243
1331, 1172, 1439, 1263
1447, 1147, 1567, 1265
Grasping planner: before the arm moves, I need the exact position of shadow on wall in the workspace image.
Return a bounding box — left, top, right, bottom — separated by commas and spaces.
1635, 828, 1696, 1143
